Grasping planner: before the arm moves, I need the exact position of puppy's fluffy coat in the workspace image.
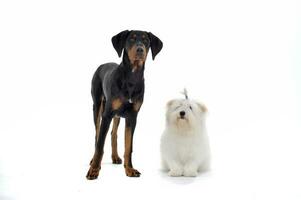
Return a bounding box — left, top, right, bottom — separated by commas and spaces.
160, 95, 210, 177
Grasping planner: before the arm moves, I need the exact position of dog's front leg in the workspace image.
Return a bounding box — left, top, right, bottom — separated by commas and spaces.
167, 160, 183, 177
124, 112, 141, 177
183, 161, 199, 177
86, 113, 113, 180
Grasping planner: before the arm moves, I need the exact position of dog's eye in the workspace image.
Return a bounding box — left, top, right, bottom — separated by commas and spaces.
144, 41, 150, 47
189, 106, 192, 110
174, 106, 181, 111
130, 38, 135, 42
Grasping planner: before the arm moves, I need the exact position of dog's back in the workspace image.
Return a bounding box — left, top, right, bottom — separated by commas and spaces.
91, 62, 119, 125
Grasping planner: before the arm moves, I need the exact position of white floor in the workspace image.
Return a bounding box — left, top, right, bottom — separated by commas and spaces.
0, 0, 300, 199
0, 91, 300, 200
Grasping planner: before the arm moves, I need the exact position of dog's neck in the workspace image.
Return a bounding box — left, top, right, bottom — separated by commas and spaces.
116, 53, 145, 101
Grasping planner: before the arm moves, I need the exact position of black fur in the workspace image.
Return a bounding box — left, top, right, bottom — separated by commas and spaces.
86, 30, 163, 179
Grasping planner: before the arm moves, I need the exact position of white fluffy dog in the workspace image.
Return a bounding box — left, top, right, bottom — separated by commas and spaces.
160, 90, 210, 177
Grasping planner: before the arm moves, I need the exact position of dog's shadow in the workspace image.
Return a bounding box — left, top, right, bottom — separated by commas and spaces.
158, 169, 211, 185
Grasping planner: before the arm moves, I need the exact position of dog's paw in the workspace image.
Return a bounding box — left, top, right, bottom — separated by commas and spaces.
112, 155, 122, 164
125, 167, 141, 177
183, 169, 198, 177
168, 169, 183, 177
86, 167, 100, 180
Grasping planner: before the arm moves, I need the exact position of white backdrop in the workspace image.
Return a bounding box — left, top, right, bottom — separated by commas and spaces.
0, 0, 300, 199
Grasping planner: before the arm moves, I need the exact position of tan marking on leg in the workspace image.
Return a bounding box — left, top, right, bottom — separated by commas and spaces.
133, 101, 143, 112
111, 117, 122, 164
90, 97, 104, 166
124, 127, 132, 168
112, 98, 123, 110
87, 151, 103, 180
95, 97, 104, 143
124, 127, 141, 177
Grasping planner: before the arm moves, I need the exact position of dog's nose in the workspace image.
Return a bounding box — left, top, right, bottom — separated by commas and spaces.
136, 47, 144, 54
180, 111, 185, 117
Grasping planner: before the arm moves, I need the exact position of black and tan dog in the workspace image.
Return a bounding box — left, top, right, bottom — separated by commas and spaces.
86, 30, 163, 179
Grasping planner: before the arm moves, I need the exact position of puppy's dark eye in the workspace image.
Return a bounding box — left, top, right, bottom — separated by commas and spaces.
144, 41, 150, 47
189, 106, 192, 110
174, 106, 181, 111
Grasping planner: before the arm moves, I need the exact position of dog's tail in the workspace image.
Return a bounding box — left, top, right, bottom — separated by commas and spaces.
181, 88, 189, 99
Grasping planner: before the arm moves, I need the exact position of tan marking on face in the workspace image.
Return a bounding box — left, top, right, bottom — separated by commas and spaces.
124, 127, 132, 168
112, 98, 123, 110
127, 46, 136, 63
133, 101, 143, 112
127, 45, 147, 72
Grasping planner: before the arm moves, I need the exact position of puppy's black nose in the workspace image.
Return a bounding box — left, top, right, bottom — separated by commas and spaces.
180, 111, 185, 117
136, 47, 144, 54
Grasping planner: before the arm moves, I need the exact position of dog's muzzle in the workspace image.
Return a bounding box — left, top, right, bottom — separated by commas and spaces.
136, 47, 144, 57
179, 111, 185, 119
134, 42, 146, 60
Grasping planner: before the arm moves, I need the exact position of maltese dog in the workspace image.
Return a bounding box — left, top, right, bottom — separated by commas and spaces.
160, 89, 210, 177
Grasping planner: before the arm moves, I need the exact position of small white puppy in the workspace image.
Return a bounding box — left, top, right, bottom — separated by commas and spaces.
160, 90, 210, 177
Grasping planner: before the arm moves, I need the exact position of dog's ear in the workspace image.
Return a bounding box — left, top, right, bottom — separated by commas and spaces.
111, 30, 130, 57
197, 102, 208, 113
147, 32, 163, 60
166, 100, 175, 108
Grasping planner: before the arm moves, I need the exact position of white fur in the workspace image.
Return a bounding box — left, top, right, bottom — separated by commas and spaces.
160, 98, 210, 177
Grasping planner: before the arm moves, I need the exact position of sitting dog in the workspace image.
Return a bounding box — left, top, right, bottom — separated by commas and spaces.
86, 30, 163, 179
160, 89, 210, 177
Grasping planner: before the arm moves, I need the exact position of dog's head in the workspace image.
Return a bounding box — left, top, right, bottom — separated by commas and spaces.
111, 30, 163, 72
166, 99, 207, 131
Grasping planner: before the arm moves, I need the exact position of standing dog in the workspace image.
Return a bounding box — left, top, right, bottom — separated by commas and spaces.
86, 30, 163, 179
160, 90, 210, 177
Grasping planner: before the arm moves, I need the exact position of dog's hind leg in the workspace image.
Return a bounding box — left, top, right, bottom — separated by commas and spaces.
89, 98, 105, 165
94, 97, 105, 145
91, 69, 104, 127
87, 112, 113, 180
89, 72, 105, 165
111, 117, 122, 164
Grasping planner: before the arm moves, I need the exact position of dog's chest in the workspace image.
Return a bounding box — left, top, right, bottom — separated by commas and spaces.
125, 82, 135, 101
172, 134, 203, 161
121, 74, 144, 100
